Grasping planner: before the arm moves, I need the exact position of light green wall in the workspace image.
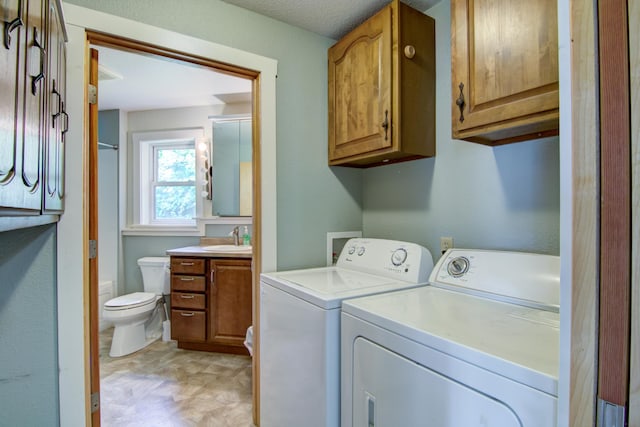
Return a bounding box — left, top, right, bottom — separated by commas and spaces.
0, 225, 60, 425
362, 1, 560, 260
64, 0, 364, 272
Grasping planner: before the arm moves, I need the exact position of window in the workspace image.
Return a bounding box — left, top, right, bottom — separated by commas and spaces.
132, 129, 206, 228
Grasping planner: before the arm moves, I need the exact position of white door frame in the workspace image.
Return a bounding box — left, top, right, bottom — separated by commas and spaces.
57, 5, 277, 425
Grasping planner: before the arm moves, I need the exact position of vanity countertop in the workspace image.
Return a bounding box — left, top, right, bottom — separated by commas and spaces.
166, 246, 252, 259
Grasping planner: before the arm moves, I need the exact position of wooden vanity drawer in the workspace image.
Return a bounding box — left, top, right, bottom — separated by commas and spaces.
171, 258, 205, 275
171, 292, 206, 310
171, 275, 206, 292
171, 309, 206, 342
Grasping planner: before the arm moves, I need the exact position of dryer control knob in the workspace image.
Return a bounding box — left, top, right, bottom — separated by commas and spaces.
447, 256, 470, 277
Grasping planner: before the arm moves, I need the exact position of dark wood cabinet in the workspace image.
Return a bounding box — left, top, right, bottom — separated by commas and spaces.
0, 0, 66, 224
209, 258, 253, 347
169, 255, 252, 355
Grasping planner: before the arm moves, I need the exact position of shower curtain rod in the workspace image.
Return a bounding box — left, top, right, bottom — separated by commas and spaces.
98, 141, 119, 150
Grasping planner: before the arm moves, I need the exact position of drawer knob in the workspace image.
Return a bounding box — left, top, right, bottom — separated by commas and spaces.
180, 262, 195, 266
180, 295, 195, 299
180, 312, 195, 317
180, 277, 195, 281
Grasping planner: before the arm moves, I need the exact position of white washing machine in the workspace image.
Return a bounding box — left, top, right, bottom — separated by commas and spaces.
260, 238, 434, 427
341, 248, 560, 427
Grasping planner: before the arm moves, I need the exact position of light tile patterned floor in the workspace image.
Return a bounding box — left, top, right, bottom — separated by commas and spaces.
100, 328, 254, 427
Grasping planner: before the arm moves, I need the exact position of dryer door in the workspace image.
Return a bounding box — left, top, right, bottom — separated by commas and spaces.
353, 337, 521, 426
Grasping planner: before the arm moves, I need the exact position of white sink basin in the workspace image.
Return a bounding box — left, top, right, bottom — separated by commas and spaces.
202, 245, 252, 252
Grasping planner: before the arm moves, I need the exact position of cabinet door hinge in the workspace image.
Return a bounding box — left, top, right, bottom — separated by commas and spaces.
597, 398, 626, 427
88, 84, 97, 105
89, 240, 97, 259
91, 391, 100, 413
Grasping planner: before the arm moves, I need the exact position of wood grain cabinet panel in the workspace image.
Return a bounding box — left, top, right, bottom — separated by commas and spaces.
209, 258, 252, 348
0, 0, 66, 220
328, 0, 435, 167
451, 0, 559, 145
169, 255, 252, 355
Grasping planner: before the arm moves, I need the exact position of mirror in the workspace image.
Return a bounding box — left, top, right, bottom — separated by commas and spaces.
210, 116, 252, 216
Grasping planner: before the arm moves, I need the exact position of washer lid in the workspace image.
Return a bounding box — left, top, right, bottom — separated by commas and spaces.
104, 292, 156, 310
261, 267, 423, 309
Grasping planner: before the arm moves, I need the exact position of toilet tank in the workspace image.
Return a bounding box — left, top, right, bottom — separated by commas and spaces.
137, 257, 171, 295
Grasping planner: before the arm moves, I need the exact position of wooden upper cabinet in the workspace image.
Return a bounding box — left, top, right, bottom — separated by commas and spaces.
0, 0, 42, 213
43, 0, 66, 213
328, 0, 435, 167
451, 0, 559, 145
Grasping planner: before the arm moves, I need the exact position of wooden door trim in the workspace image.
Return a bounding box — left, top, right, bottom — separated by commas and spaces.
628, 0, 639, 422
88, 47, 100, 426
597, 0, 631, 409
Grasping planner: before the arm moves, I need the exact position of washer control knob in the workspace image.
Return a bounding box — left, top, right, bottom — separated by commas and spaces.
357, 247, 366, 256
447, 256, 470, 277
348, 245, 356, 255
391, 248, 408, 266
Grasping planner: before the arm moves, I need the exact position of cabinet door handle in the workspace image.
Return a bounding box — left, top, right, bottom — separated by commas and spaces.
180, 312, 195, 317
31, 27, 45, 95
3, 2, 23, 50
381, 110, 389, 140
456, 82, 465, 123
51, 80, 61, 124
180, 262, 195, 266
180, 277, 195, 282
61, 107, 69, 135
180, 295, 195, 299
210, 268, 215, 285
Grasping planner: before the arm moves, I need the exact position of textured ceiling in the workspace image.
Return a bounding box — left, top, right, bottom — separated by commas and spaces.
221, 0, 439, 39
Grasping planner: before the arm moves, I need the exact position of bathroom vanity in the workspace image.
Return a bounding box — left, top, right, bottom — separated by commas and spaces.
166, 245, 252, 355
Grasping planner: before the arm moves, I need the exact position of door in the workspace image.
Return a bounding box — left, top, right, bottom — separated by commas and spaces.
328, 4, 392, 162
209, 259, 252, 345
88, 47, 101, 426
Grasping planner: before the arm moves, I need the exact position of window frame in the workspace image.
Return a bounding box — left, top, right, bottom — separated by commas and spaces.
131, 128, 206, 230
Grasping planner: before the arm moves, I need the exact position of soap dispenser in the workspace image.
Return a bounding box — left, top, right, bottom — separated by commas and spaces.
243, 226, 251, 246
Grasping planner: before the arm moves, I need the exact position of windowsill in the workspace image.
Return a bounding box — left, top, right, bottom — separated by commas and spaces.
122, 216, 252, 237
122, 224, 203, 237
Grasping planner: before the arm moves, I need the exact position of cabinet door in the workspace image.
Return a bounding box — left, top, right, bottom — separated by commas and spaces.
1, 0, 41, 213
42, 0, 65, 212
21, 0, 45, 206
451, 0, 558, 144
209, 259, 252, 346
328, 4, 392, 162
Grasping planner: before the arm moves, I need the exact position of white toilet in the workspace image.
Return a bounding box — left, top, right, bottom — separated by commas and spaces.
103, 256, 170, 357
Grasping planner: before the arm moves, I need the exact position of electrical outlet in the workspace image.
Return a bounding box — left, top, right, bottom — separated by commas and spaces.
440, 237, 454, 253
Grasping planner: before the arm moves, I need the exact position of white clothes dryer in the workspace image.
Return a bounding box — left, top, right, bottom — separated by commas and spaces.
341, 249, 560, 427
259, 238, 434, 427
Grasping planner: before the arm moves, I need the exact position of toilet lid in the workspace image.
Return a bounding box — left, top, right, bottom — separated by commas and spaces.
104, 292, 156, 310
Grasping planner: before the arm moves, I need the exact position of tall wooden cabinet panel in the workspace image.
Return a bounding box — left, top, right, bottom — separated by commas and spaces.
208, 259, 252, 348
328, 0, 435, 167
0, 0, 66, 221
43, 0, 66, 212
451, 0, 559, 145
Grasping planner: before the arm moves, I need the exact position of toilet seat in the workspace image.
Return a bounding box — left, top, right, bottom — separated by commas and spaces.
104, 292, 156, 311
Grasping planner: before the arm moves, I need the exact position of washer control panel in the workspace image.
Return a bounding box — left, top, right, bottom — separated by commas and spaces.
337, 238, 434, 284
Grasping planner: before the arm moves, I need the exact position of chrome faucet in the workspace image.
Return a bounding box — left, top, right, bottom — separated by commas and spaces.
232, 226, 240, 246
